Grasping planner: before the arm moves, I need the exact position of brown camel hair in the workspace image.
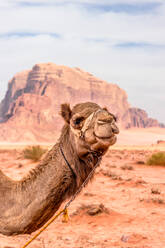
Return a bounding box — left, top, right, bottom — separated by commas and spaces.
0, 102, 119, 236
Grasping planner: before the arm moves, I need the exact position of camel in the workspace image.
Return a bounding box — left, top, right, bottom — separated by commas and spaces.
0, 102, 119, 236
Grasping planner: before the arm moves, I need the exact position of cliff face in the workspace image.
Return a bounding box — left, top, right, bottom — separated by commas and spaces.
122, 108, 162, 129
0, 63, 163, 142
0, 70, 30, 122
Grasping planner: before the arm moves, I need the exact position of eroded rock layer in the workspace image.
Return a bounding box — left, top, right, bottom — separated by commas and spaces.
0, 63, 163, 142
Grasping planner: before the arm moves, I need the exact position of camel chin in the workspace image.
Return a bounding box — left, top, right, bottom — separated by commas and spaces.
97, 135, 117, 146
91, 135, 117, 154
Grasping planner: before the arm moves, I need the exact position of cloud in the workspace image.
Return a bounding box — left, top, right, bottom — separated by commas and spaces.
0, 32, 61, 39
4, 1, 163, 23
1, 1, 165, 45
80, 2, 161, 14
13, 1, 162, 16
1, 0, 165, 12
115, 42, 165, 49
5, 0, 165, 5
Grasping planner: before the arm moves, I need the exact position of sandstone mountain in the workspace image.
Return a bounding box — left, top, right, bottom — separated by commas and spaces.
0, 63, 163, 142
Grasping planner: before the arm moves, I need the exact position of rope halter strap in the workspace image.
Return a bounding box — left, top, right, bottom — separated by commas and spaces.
70, 109, 102, 139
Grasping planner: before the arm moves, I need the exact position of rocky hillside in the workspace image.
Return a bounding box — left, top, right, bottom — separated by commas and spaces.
122, 108, 164, 129
0, 63, 163, 142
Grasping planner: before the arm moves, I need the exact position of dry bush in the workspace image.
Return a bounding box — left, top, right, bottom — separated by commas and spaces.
151, 198, 164, 204
147, 152, 165, 166
136, 160, 145, 165
151, 188, 161, 194
100, 169, 123, 180
120, 165, 134, 170
23, 145, 47, 162
72, 203, 109, 216
135, 179, 147, 185
140, 197, 164, 204
83, 192, 95, 197
86, 203, 109, 216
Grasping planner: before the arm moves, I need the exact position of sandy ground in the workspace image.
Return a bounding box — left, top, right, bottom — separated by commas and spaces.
116, 127, 165, 146
0, 128, 165, 248
0, 143, 165, 248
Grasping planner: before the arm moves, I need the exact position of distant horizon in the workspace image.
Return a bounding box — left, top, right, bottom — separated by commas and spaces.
0, 0, 165, 123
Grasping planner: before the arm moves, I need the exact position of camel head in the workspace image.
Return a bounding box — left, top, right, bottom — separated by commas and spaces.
61, 102, 119, 158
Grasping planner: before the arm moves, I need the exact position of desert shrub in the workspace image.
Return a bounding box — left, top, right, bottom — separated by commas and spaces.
139, 197, 164, 204
151, 188, 161, 194
23, 145, 47, 162
120, 165, 134, 170
101, 169, 123, 180
136, 160, 145, 165
146, 152, 165, 166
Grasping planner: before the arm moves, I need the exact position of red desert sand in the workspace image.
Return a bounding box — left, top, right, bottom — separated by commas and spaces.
0, 128, 165, 248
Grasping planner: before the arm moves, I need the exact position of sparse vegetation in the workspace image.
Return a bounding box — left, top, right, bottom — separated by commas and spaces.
136, 160, 145, 165
151, 188, 161, 195
135, 179, 147, 185
72, 203, 109, 217
83, 192, 95, 197
105, 163, 116, 168
120, 165, 134, 170
147, 152, 165, 166
87, 203, 109, 216
139, 197, 164, 204
23, 145, 47, 162
152, 198, 164, 204
101, 169, 123, 180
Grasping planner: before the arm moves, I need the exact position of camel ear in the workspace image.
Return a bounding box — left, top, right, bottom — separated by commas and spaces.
60, 103, 72, 123
103, 107, 108, 112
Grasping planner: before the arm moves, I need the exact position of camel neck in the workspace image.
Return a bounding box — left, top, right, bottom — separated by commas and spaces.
1, 141, 75, 235
59, 143, 77, 179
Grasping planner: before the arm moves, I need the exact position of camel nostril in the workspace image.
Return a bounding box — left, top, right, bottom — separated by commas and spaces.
112, 126, 119, 134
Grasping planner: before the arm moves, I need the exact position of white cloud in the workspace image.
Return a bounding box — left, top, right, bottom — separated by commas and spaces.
0, 0, 165, 123
0, 2, 165, 45
4, 0, 165, 4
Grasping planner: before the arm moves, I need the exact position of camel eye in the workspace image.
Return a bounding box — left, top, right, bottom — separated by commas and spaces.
74, 117, 84, 125
109, 113, 117, 122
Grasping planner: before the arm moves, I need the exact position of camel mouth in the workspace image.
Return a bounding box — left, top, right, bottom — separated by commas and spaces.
94, 132, 115, 140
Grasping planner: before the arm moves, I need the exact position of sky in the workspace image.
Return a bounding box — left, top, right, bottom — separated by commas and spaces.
0, 0, 165, 123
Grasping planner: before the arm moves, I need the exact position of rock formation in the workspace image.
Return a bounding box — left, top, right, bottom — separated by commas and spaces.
0, 63, 163, 142
122, 108, 163, 129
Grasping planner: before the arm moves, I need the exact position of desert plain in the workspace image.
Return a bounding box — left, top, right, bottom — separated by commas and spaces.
0, 128, 165, 248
